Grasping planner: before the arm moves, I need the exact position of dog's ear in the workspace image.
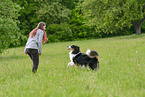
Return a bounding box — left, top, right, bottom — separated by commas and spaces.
77, 47, 80, 50
77, 47, 80, 52
77, 47, 79, 50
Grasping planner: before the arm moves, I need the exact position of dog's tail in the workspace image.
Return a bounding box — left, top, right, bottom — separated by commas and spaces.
86, 49, 99, 61
86, 49, 99, 70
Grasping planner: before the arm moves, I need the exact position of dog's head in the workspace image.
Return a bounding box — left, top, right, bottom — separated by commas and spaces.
67, 45, 80, 54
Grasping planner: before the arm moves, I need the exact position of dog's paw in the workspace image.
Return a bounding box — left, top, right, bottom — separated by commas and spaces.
67, 62, 74, 67
81, 65, 85, 68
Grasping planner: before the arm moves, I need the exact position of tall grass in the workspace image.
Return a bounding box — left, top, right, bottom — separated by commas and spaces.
0, 34, 145, 97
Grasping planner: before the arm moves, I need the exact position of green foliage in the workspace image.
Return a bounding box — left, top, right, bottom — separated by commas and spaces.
8, 0, 145, 49
0, 0, 26, 53
11, 0, 103, 45
13, 0, 73, 36
141, 21, 145, 33
12, 0, 41, 35
47, 23, 73, 42
0, 0, 20, 19
69, 5, 101, 39
60, 0, 80, 10
36, 1, 72, 24
81, 0, 145, 34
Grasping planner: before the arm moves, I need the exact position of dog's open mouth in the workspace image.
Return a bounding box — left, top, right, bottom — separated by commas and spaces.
67, 46, 71, 50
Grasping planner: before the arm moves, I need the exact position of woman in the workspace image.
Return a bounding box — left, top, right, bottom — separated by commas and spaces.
24, 22, 48, 73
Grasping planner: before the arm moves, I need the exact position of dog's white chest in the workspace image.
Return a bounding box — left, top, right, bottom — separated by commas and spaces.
69, 52, 75, 61
67, 51, 75, 66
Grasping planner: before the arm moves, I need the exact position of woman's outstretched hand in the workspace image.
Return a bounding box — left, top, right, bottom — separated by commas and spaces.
38, 52, 41, 56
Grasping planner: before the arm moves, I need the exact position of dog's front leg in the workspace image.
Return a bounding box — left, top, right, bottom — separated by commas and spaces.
87, 64, 90, 70
69, 52, 73, 62
74, 63, 79, 67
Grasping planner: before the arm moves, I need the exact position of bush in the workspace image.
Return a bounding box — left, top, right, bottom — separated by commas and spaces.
47, 23, 73, 42
0, 18, 20, 53
0, 0, 26, 53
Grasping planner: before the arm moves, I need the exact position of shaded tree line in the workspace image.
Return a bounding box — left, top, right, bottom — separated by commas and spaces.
0, 0, 145, 53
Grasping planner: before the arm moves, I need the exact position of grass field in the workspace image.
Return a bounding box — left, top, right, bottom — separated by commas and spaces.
0, 34, 145, 97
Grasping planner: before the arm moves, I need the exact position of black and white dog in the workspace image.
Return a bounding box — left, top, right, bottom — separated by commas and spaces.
67, 45, 99, 70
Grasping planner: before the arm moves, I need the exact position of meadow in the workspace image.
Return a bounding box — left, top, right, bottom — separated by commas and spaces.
0, 34, 145, 97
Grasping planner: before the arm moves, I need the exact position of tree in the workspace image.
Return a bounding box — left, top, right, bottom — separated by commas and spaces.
81, 0, 145, 35
0, 0, 23, 53
36, 1, 72, 24
13, 0, 73, 36
69, 5, 99, 39
12, 0, 41, 35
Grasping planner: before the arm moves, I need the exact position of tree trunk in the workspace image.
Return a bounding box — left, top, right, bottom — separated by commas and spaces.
135, 24, 141, 35
132, 18, 145, 35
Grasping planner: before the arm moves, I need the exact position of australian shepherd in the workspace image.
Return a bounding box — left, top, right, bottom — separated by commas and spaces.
67, 45, 99, 70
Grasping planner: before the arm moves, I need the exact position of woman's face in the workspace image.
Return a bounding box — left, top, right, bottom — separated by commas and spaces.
43, 25, 46, 30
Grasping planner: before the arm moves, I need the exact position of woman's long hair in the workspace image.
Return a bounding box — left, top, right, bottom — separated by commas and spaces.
29, 22, 48, 43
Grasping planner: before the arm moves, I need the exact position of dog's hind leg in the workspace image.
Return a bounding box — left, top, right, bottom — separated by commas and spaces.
96, 62, 99, 70
81, 65, 85, 68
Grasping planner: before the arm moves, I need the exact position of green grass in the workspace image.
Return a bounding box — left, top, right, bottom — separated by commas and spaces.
0, 34, 145, 97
